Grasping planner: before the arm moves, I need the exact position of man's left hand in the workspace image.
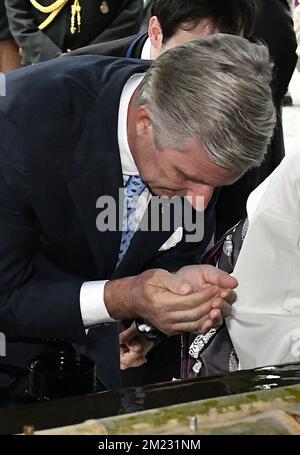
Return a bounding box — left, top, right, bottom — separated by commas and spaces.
119, 322, 154, 370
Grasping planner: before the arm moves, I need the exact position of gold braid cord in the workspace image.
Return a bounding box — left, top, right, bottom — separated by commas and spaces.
30, 0, 81, 34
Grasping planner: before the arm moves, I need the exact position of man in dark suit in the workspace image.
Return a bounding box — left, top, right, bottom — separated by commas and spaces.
0, 35, 275, 390
4, 0, 143, 65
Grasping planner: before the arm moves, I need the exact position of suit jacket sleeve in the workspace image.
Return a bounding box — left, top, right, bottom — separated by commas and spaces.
89, 0, 143, 45
0, 113, 86, 343
5, 0, 62, 65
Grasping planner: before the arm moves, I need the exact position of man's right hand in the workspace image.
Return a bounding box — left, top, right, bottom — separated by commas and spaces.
174, 264, 237, 332
104, 268, 236, 335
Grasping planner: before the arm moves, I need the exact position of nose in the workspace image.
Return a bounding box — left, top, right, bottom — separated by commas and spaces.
186, 185, 214, 211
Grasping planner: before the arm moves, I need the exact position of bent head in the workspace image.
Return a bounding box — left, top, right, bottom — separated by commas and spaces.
129, 35, 276, 210
148, 0, 257, 59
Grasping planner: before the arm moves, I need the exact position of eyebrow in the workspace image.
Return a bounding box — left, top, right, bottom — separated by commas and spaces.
180, 168, 237, 188
179, 168, 217, 187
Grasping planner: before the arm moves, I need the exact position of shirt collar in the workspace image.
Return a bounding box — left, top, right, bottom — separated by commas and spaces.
141, 37, 151, 60
117, 73, 145, 176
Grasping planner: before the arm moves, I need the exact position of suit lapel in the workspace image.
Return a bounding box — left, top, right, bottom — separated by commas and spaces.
113, 197, 179, 278
130, 33, 148, 58
68, 84, 123, 278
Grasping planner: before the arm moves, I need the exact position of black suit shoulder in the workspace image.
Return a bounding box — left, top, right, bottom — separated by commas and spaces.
1, 55, 148, 130
69, 33, 148, 58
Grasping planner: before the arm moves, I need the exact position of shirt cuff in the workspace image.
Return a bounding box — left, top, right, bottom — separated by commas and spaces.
80, 280, 117, 328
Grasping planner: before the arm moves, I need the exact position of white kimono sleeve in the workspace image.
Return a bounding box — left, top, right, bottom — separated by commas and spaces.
227, 152, 300, 369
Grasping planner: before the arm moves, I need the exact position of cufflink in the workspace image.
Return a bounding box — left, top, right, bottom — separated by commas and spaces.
135, 319, 164, 342
100, 1, 109, 14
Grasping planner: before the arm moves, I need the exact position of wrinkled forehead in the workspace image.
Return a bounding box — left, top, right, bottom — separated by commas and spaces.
166, 141, 242, 187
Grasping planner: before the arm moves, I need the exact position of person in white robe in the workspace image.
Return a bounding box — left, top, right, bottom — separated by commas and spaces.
227, 151, 300, 369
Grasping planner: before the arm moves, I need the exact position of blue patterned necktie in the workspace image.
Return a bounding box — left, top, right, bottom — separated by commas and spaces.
117, 175, 146, 266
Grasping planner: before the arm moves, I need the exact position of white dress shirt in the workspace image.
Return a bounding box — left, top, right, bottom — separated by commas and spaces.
227, 152, 300, 368
80, 73, 152, 328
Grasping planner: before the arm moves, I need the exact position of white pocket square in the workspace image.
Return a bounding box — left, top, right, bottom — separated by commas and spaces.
158, 227, 183, 252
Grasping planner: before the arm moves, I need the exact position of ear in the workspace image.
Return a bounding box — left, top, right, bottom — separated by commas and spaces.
148, 16, 163, 57
135, 105, 153, 139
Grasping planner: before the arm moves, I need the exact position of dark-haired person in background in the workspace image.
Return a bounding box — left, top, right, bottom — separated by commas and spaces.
71, 0, 256, 59
4, 0, 143, 65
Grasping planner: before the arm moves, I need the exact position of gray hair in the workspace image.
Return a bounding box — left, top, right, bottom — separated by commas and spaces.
136, 34, 276, 174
